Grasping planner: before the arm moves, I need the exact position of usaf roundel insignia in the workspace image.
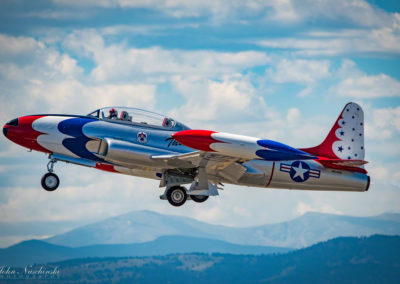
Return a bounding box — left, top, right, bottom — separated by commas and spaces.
137, 132, 148, 143
280, 161, 320, 183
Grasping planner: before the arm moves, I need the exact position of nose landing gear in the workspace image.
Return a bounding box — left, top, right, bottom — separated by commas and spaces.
41, 158, 60, 191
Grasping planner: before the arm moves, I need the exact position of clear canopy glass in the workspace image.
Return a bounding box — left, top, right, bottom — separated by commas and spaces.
87, 107, 189, 130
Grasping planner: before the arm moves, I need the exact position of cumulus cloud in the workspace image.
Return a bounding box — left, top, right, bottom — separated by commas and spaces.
256, 4, 400, 56
0, 34, 45, 56
51, 0, 396, 29
62, 29, 270, 83
334, 74, 400, 98
331, 60, 400, 99
168, 74, 270, 129
363, 106, 400, 148
0, 34, 157, 127
372, 107, 400, 132
266, 58, 330, 96
52, 0, 299, 22
268, 59, 330, 84
258, 26, 400, 56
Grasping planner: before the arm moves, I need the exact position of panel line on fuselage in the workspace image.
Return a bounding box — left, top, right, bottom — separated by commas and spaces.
266, 161, 275, 187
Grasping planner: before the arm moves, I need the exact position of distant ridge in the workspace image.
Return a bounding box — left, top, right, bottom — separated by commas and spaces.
44, 210, 400, 248
0, 235, 290, 267
45, 235, 400, 284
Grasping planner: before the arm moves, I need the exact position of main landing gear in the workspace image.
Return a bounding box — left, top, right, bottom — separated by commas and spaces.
166, 186, 187, 207
163, 185, 210, 207
41, 158, 60, 191
190, 195, 209, 203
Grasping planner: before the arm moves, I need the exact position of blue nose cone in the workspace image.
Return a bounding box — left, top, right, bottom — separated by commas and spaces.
256, 139, 316, 161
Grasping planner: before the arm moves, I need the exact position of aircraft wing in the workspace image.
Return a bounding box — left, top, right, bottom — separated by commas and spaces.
151, 151, 248, 183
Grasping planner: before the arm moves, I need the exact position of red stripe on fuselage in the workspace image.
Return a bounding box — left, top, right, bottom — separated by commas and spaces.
95, 163, 118, 173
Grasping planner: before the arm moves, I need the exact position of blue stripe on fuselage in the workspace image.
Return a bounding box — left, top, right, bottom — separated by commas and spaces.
58, 117, 103, 161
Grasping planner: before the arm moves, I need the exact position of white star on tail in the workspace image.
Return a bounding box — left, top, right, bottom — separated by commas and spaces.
292, 163, 309, 181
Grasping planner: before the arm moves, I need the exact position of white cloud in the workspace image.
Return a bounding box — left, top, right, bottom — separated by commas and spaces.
331, 60, 400, 99
51, 0, 397, 30
53, 0, 300, 22
286, 108, 301, 126
266, 58, 330, 97
0, 33, 157, 120
257, 1, 400, 56
267, 59, 330, 85
257, 27, 400, 56
0, 34, 45, 56
168, 74, 270, 129
296, 202, 343, 215
335, 74, 400, 98
40, 0, 400, 58
292, 0, 394, 28
27, 80, 156, 113
362, 105, 400, 160
372, 107, 400, 132
63, 29, 270, 83
23, 10, 90, 20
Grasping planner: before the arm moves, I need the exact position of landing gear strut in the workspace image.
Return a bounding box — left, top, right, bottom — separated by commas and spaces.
41, 158, 60, 191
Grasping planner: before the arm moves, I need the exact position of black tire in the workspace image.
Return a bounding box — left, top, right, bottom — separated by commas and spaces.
166, 186, 187, 207
41, 173, 60, 191
190, 195, 209, 203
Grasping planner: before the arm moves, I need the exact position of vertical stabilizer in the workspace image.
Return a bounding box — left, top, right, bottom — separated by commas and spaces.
301, 102, 365, 160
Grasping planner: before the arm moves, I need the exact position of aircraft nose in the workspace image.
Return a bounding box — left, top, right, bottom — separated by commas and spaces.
3, 116, 50, 153
3, 118, 19, 138
2, 125, 8, 137
3, 117, 20, 141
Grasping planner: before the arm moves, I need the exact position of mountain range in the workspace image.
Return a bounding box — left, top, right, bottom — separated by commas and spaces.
44, 210, 400, 248
0, 235, 290, 267
1, 210, 400, 267
8, 235, 397, 284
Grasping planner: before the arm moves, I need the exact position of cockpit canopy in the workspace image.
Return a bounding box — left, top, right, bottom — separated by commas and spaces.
87, 107, 190, 131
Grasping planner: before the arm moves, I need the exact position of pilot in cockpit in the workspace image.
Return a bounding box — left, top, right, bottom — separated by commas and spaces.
108, 108, 118, 119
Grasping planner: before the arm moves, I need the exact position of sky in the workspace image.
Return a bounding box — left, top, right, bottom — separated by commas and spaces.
0, 0, 399, 246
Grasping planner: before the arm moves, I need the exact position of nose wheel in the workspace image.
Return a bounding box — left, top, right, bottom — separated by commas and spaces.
41, 158, 60, 191
41, 172, 60, 191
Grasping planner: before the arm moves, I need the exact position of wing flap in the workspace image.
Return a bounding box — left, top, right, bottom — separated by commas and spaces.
151, 151, 202, 168
151, 151, 248, 181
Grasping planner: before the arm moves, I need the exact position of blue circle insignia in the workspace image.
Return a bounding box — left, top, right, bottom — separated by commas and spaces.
289, 161, 310, 182
137, 132, 148, 143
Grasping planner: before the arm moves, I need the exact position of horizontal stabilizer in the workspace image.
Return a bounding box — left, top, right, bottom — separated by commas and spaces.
317, 158, 368, 174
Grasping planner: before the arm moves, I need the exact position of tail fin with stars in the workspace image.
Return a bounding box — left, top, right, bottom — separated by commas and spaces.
300, 102, 367, 173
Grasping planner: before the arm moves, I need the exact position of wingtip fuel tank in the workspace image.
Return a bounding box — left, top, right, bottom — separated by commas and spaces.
173, 130, 317, 161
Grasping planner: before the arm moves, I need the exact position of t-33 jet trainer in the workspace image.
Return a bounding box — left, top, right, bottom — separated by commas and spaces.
3, 102, 370, 206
